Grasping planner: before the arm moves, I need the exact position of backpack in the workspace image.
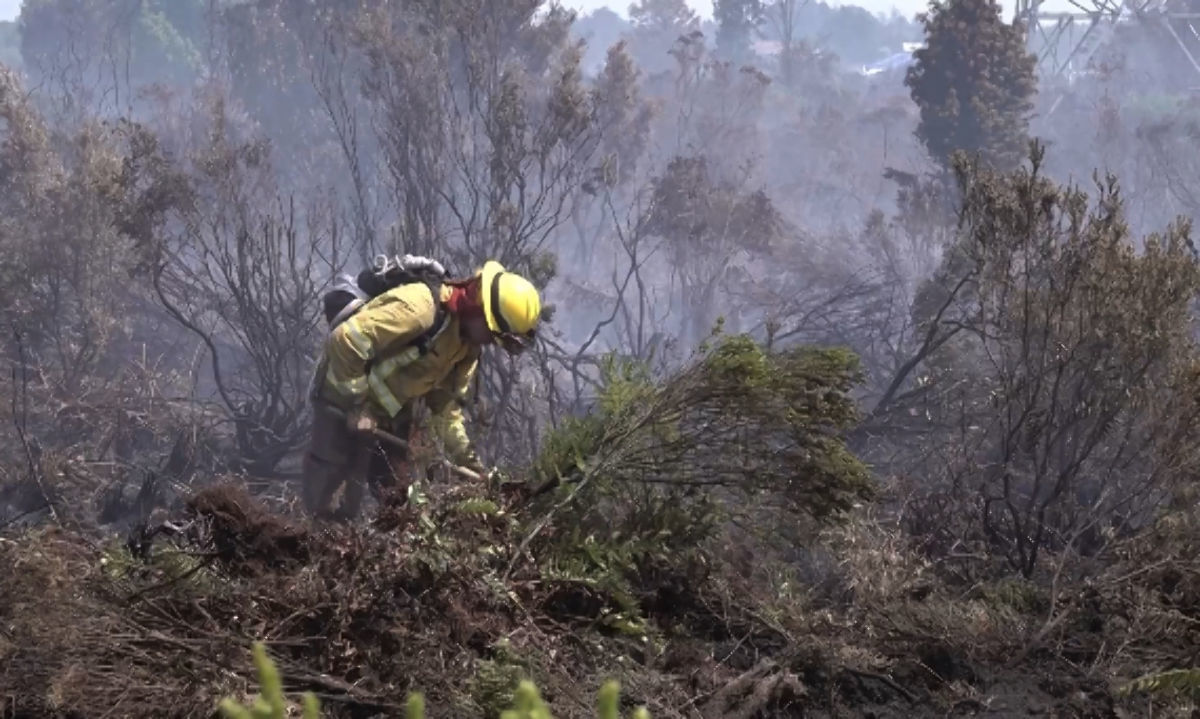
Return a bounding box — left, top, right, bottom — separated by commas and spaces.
322, 253, 452, 358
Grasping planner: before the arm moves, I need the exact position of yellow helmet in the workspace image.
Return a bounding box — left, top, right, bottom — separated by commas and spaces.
479, 260, 542, 337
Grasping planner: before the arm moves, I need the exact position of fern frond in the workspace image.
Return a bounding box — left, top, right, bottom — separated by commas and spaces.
1119, 668, 1200, 699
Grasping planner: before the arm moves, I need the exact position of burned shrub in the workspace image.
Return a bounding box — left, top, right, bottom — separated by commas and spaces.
890, 142, 1200, 576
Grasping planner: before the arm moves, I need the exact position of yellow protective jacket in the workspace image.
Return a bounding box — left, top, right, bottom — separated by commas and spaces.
319, 282, 480, 465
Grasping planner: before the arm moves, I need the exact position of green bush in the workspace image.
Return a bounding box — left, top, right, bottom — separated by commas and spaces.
518, 335, 874, 646
531, 334, 872, 553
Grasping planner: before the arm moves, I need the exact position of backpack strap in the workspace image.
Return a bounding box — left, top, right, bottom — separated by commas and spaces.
328, 297, 366, 328
364, 279, 450, 372
410, 279, 449, 357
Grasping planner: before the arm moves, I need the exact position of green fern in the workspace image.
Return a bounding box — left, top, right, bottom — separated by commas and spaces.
1118, 667, 1200, 699
455, 497, 501, 516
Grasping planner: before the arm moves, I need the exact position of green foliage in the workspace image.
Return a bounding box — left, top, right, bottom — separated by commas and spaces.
589, 40, 653, 189
0, 64, 165, 391
694, 335, 873, 519
501, 681, 567, 719
458, 680, 651, 719
534, 411, 607, 484
905, 0, 1037, 171
133, 1, 204, 82
470, 640, 535, 718
530, 334, 873, 629
220, 643, 649, 719
597, 680, 652, 719
406, 694, 426, 718
217, 643, 320, 719
972, 578, 1047, 615
100, 539, 215, 594
455, 497, 502, 517
643, 155, 783, 343
1118, 668, 1200, 700
646, 156, 783, 260
596, 354, 658, 417
534, 335, 874, 518
533, 355, 655, 484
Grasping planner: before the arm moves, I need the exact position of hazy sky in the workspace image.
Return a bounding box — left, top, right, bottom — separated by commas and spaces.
562, 0, 1057, 21
0, 0, 1082, 28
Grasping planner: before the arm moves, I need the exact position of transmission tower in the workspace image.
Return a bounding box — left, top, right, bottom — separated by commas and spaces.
1014, 0, 1200, 81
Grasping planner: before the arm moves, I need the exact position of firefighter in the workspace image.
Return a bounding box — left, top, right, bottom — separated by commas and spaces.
302, 260, 541, 520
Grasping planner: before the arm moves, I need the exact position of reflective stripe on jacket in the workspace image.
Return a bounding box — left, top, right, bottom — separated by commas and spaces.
321, 282, 480, 464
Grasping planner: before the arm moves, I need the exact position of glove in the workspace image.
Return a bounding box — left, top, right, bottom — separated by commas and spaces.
346, 408, 377, 435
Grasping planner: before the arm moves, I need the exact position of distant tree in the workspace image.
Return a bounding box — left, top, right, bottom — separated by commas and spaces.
628, 0, 700, 74
591, 41, 654, 189
762, 0, 806, 83
714, 0, 764, 62
18, 0, 207, 118
629, 0, 698, 34
569, 40, 654, 267
905, 0, 1037, 171
0, 65, 178, 395
763, 2, 919, 66
216, 0, 356, 178
644, 155, 783, 347
0, 21, 21, 71
812, 5, 891, 65
573, 8, 634, 74
658, 31, 770, 177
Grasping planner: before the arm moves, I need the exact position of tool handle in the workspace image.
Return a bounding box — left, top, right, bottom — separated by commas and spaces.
444, 462, 483, 483
365, 428, 482, 482
316, 402, 484, 483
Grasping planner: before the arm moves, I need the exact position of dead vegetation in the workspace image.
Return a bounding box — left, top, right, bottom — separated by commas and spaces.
5, 331, 1200, 717
6, 0, 1200, 717
9, 471, 1200, 718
